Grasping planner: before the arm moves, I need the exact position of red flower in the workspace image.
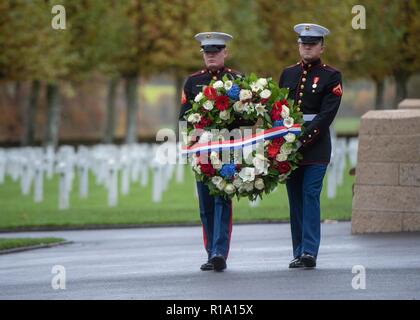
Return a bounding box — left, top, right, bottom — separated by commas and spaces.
215, 95, 230, 111
200, 163, 216, 177
270, 101, 284, 121
277, 161, 291, 174
204, 86, 217, 100
267, 143, 280, 159
282, 99, 289, 107
272, 137, 285, 146
194, 117, 212, 129
260, 98, 269, 105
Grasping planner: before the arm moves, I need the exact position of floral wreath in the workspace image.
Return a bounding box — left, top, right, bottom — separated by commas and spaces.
182, 73, 304, 200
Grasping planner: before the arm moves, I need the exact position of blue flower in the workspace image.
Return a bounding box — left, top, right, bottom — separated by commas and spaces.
227, 84, 240, 101
219, 164, 237, 179
273, 120, 284, 127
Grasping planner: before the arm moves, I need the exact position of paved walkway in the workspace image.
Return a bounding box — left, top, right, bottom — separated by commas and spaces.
0, 222, 419, 299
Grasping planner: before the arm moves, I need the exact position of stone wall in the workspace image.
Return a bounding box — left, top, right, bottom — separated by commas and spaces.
398, 99, 420, 110
351, 109, 420, 233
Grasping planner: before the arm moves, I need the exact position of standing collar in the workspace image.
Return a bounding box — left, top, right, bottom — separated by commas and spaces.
207, 66, 225, 75
301, 59, 321, 70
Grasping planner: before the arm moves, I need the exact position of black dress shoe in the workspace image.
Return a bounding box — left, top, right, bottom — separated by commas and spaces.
210, 254, 227, 272
289, 257, 304, 268
200, 261, 214, 271
301, 253, 316, 268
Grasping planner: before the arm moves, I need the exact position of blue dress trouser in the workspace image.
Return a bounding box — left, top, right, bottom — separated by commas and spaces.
286, 164, 328, 258
196, 181, 232, 261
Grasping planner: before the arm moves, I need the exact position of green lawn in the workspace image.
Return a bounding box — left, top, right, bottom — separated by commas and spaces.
0, 237, 66, 251
334, 117, 360, 135
0, 162, 354, 231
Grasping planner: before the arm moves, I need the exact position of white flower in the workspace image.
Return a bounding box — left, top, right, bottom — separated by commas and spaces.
255, 103, 266, 116
220, 110, 230, 121
281, 105, 290, 118
187, 113, 201, 123
250, 82, 262, 92
198, 131, 213, 144
216, 179, 227, 191
232, 177, 243, 188
257, 78, 268, 87
193, 165, 201, 174
210, 154, 220, 164
187, 134, 196, 145
210, 151, 219, 161
203, 100, 214, 111
233, 101, 245, 113
276, 153, 288, 162
283, 116, 294, 128
192, 156, 201, 174
238, 167, 256, 182
194, 92, 204, 103
280, 143, 293, 155
245, 103, 255, 114
260, 89, 271, 99
213, 80, 224, 89
253, 153, 268, 175
284, 133, 296, 143
224, 183, 236, 195
212, 159, 223, 170
254, 178, 265, 190
211, 176, 223, 186
191, 153, 198, 166
224, 80, 233, 91
244, 181, 254, 192
239, 89, 252, 101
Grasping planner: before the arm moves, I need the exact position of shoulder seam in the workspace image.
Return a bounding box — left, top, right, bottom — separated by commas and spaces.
284, 63, 300, 70
226, 67, 241, 74
190, 69, 206, 77
321, 64, 341, 73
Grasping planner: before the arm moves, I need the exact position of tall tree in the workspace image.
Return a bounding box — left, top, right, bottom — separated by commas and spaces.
0, 0, 71, 147
256, 0, 364, 78
389, 0, 420, 105
63, 0, 127, 144
350, 1, 397, 109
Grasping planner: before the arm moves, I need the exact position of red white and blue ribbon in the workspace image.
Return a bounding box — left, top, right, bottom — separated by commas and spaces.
181, 124, 301, 156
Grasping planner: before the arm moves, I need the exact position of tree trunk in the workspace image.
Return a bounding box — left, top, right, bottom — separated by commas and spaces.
21, 80, 41, 146
124, 75, 139, 145
102, 78, 118, 144
44, 83, 61, 149
393, 71, 410, 108
373, 78, 385, 110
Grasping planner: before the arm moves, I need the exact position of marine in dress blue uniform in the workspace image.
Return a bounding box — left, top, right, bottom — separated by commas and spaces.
278, 24, 343, 268
179, 32, 243, 272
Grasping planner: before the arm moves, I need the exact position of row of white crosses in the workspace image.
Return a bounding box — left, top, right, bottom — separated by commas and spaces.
0, 143, 186, 210
0, 137, 358, 210
326, 135, 359, 199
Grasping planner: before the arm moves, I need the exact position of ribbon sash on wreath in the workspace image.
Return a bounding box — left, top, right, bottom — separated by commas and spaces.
181, 124, 301, 156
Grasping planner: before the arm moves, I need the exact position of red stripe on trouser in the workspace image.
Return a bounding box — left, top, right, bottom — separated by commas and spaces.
225, 201, 233, 259
202, 225, 208, 253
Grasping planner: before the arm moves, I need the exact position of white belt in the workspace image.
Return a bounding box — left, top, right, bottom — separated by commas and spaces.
303, 114, 317, 122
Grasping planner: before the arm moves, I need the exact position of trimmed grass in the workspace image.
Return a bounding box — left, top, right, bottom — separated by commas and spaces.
334, 117, 360, 135
0, 162, 354, 230
0, 237, 66, 251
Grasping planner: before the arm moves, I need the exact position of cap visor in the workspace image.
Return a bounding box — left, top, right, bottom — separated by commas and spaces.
201, 45, 224, 53
298, 37, 323, 44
